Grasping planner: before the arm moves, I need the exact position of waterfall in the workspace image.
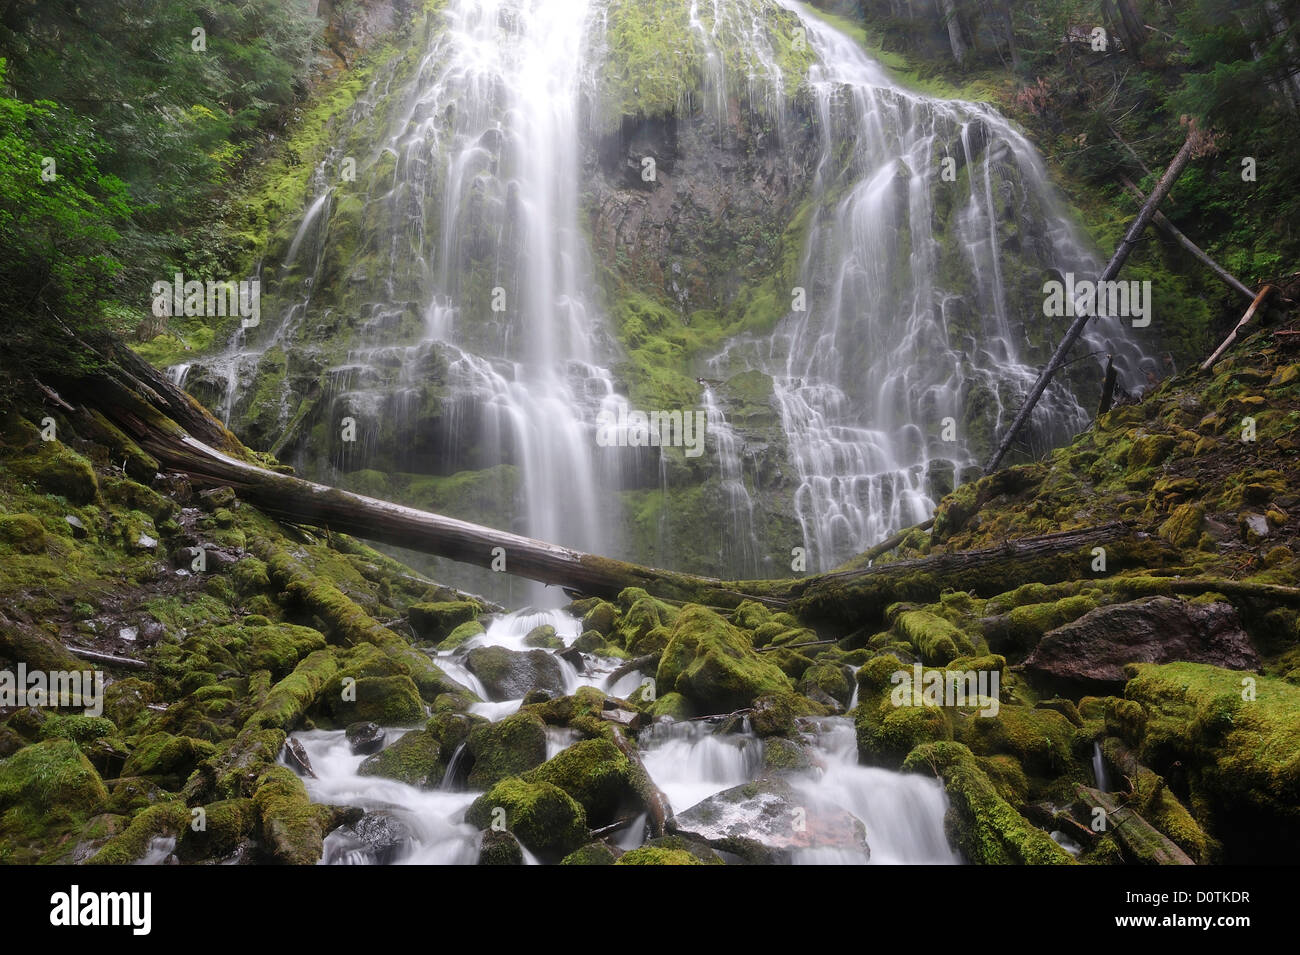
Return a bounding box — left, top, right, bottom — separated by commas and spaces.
185, 0, 1148, 581
704, 1, 1148, 571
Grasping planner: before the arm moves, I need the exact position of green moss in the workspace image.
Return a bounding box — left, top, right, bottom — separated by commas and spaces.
6, 443, 98, 504
1123, 662, 1300, 860
465, 711, 548, 788
408, 600, 482, 642
85, 801, 189, 865
656, 605, 794, 711
960, 706, 1076, 778
614, 846, 705, 865
904, 741, 1074, 865
246, 648, 340, 732
121, 732, 217, 783
465, 778, 589, 860
358, 729, 445, 787
892, 609, 973, 664
560, 842, 619, 865
251, 765, 329, 865
521, 738, 636, 826
0, 739, 110, 862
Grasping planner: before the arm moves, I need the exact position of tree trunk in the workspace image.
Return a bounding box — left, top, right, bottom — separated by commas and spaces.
984, 124, 1209, 474
1120, 176, 1255, 301
937, 0, 968, 66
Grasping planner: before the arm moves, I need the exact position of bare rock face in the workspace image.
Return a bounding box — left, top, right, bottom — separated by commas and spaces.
1022, 597, 1260, 690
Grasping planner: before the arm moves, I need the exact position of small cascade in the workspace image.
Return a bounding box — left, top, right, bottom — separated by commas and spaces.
1093, 741, 1111, 792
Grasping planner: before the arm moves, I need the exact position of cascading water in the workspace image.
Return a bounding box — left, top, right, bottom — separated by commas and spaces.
701, 1, 1149, 571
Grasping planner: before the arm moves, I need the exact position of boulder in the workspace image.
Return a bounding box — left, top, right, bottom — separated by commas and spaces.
358, 729, 444, 787
345, 721, 385, 755
408, 601, 481, 642
656, 606, 793, 712
1023, 597, 1260, 690
521, 738, 638, 827
465, 778, 588, 861
465, 645, 565, 701
674, 776, 869, 860
476, 829, 524, 865
465, 711, 548, 788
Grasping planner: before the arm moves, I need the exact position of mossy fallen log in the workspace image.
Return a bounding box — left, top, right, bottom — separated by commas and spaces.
1073, 784, 1196, 865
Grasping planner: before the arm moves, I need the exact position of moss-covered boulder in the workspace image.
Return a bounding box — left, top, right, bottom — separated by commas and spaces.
408, 600, 481, 642
465, 778, 588, 861
251, 765, 330, 865
358, 729, 445, 787
0, 513, 46, 553
0, 739, 110, 861
477, 828, 525, 865
614, 846, 704, 865
121, 732, 218, 785
241, 624, 328, 678
959, 706, 1076, 778
1123, 662, 1300, 862
521, 738, 638, 827
465, 645, 565, 700
326, 674, 425, 726
903, 742, 1074, 865
7, 443, 98, 504
656, 605, 793, 712
560, 842, 619, 865
465, 711, 548, 788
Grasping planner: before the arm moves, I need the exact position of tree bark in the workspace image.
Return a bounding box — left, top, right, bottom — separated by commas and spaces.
1200, 286, 1276, 370
937, 0, 968, 66
984, 124, 1208, 474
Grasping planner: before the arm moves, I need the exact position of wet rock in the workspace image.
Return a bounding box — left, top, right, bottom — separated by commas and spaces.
359, 729, 444, 787
477, 829, 524, 865
465, 711, 547, 788
465, 778, 588, 861
465, 645, 565, 700
345, 721, 385, 755
283, 738, 316, 778
1022, 597, 1261, 690
63, 514, 87, 539
556, 646, 585, 671
331, 810, 413, 865
408, 600, 481, 642
523, 624, 563, 648
674, 776, 869, 859
520, 738, 639, 827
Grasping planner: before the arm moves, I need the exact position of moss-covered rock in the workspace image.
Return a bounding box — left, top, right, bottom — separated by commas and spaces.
521, 738, 638, 827
1123, 662, 1300, 862
358, 729, 445, 787
465, 711, 548, 788
121, 732, 218, 784
477, 828, 525, 865
465, 778, 588, 861
903, 741, 1074, 865
614, 846, 704, 865
656, 605, 793, 712
560, 842, 619, 865
7, 443, 98, 504
408, 600, 481, 642
326, 674, 425, 727
0, 739, 110, 861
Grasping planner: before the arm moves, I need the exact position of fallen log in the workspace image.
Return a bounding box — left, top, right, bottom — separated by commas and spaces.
64, 647, 149, 670
986, 123, 1211, 474
1074, 785, 1195, 865
1201, 285, 1276, 370
1097, 354, 1118, 415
